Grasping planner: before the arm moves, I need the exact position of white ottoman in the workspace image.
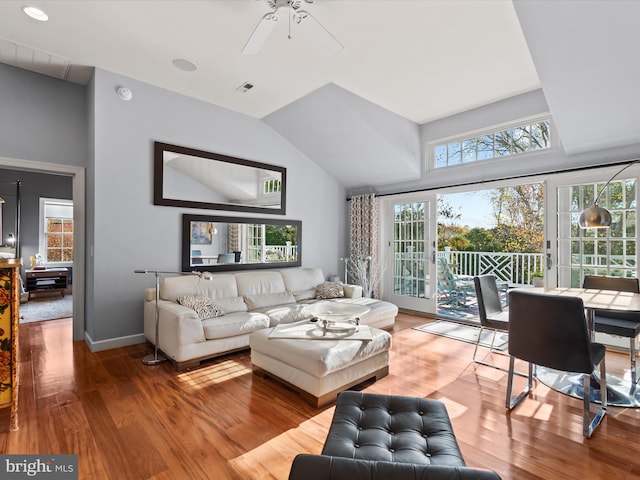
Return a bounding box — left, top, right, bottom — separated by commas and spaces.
250, 323, 391, 407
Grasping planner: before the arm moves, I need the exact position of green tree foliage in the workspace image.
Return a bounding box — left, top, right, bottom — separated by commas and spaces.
436, 184, 543, 253
489, 184, 544, 253
437, 197, 463, 248
465, 227, 503, 252
265, 225, 297, 245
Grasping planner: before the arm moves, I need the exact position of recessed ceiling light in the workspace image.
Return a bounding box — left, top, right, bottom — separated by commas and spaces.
172, 58, 198, 72
22, 6, 49, 22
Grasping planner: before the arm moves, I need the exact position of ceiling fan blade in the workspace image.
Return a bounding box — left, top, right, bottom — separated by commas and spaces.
242, 12, 279, 55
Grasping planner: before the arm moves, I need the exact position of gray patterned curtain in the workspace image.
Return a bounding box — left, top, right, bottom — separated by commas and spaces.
349, 194, 380, 298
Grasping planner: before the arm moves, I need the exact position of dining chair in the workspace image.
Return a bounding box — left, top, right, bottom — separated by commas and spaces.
473, 275, 510, 369
506, 290, 607, 438
583, 275, 640, 384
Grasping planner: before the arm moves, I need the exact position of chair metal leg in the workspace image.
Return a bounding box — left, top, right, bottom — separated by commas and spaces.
630, 337, 637, 385
583, 358, 607, 438
473, 328, 528, 377
506, 356, 534, 410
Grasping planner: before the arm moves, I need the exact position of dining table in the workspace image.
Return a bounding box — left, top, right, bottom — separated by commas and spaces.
513, 286, 640, 408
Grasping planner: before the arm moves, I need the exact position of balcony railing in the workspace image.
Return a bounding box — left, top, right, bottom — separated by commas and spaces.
438, 250, 545, 286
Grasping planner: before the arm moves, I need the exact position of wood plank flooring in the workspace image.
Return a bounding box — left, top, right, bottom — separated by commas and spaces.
2, 312, 640, 479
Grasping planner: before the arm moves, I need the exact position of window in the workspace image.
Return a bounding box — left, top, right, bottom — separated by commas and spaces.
246, 223, 264, 263
40, 198, 73, 265
263, 178, 281, 194
557, 179, 637, 286
432, 118, 551, 169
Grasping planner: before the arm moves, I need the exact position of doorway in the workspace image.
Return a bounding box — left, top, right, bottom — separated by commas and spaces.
0, 156, 85, 341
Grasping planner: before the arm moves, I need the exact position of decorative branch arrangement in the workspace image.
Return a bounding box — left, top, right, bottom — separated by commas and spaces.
348, 255, 383, 299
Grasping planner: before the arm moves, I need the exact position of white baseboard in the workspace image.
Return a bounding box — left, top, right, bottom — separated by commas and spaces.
84, 332, 146, 352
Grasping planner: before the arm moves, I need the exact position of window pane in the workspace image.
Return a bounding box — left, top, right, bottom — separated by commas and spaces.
47, 250, 62, 262
494, 130, 512, 156
447, 142, 461, 165
434, 145, 447, 168
47, 234, 62, 248
47, 219, 62, 233
462, 139, 476, 163
477, 135, 494, 160
512, 126, 529, 153
530, 121, 550, 149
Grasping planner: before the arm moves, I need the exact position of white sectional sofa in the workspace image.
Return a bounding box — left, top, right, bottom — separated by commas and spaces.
143, 267, 398, 370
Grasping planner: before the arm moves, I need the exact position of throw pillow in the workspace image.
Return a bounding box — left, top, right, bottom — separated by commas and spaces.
177, 295, 223, 319
315, 281, 344, 299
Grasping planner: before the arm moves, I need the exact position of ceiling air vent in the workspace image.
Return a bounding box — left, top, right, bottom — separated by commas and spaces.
235, 82, 254, 93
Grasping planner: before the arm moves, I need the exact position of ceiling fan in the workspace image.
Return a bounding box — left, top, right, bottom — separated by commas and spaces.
242, 0, 343, 55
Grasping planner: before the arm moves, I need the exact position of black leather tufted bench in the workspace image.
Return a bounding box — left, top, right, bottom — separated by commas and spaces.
289, 391, 501, 480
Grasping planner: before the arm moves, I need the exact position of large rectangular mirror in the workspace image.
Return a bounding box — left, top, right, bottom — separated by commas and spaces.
155, 142, 286, 215
182, 214, 301, 272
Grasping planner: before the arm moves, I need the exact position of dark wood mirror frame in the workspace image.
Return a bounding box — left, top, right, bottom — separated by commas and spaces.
154, 141, 286, 215
182, 214, 302, 272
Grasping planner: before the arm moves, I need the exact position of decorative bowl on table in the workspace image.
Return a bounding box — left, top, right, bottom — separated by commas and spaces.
305, 302, 371, 334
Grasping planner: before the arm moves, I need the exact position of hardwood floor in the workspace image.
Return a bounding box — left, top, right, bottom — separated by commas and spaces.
2, 312, 640, 479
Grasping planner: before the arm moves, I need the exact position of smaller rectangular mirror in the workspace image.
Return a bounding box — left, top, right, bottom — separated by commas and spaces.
155, 142, 286, 215
182, 214, 301, 272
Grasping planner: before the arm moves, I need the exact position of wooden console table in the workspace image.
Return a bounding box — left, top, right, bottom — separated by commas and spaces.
25, 268, 68, 299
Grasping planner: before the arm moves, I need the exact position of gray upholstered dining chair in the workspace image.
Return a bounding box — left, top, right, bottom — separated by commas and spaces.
473, 275, 510, 370
583, 275, 640, 385
506, 290, 607, 438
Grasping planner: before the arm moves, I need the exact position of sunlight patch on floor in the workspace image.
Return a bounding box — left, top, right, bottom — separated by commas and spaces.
228, 408, 335, 478
438, 396, 469, 419
513, 399, 553, 421
176, 359, 251, 389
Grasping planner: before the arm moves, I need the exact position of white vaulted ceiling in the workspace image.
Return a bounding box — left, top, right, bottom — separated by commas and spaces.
0, 0, 539, 123
1, 1, 638, 189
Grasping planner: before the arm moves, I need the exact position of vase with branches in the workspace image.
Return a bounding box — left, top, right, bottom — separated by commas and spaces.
348, 255, 384, 298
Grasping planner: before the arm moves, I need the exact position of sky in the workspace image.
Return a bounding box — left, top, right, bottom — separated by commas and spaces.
440, 189, 496, 229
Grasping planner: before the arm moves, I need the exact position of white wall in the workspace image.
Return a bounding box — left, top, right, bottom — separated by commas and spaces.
87, 68, 346, 345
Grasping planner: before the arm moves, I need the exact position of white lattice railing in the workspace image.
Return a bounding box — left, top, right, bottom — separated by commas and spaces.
437, 250, 545, 286
248, 244, 298, 262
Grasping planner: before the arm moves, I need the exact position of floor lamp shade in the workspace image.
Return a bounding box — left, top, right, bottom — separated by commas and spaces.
578, 204, 612, 228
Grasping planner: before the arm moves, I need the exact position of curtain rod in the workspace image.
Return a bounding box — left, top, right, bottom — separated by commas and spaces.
347, 158, 640, 200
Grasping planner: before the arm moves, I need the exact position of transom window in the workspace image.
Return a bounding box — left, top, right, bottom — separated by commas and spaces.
433, 118, 551, 169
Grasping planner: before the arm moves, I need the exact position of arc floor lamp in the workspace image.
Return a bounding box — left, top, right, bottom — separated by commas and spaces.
579, 160, 640, 228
